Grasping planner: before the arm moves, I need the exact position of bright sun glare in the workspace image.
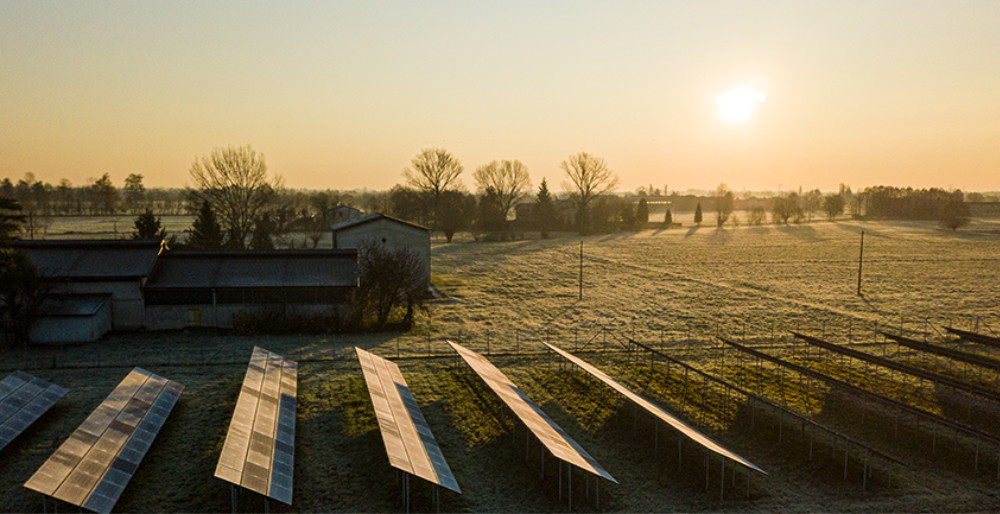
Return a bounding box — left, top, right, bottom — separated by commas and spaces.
717, 87, 766, 122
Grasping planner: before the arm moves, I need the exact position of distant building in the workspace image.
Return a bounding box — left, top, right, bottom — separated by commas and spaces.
626, 195, 672, 215
29, 294, 112, 343
14, 239, 162, 329
968, 202, 1000, 218
143, 250, 358, 330
324, 205, 364, 225
331, 213, 431, 289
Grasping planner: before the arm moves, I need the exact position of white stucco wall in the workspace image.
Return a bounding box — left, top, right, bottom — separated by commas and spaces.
334, 219, 431, 288
146, 304, 343, 330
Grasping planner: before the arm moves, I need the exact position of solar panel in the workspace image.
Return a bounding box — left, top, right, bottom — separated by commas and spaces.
544, 343, 767, 476
215, 346, 298, 505
23, 367, 183, 514
448, 341, 617, 484
356, 348, 461, 494
0, 371, 67, 451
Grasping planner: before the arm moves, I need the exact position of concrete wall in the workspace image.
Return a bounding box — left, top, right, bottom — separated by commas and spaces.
335, 219, 431, 288
146, 304, 238, 330
50, 280, 145, 329
30, 304, 112, 343
146, 303, 342, 330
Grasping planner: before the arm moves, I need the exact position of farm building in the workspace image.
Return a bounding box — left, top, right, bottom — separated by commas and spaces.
324, 204, 364, 225
143, 249, 359, 329
331, 213, 431, 289
29, 294, 112, 343
14, 239, 162, 329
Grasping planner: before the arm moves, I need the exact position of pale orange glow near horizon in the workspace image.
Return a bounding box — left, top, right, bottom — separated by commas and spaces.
2, 1, 999, 193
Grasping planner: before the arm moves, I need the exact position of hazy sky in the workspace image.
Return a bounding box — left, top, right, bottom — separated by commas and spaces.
3, 1, 999, 192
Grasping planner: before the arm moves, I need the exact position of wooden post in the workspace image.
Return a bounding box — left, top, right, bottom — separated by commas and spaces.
578, 241, 584, 301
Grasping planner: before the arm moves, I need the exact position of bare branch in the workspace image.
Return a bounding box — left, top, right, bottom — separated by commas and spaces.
473, 159, 531, 221
188, 145, 282, 248
403, 148, 464, 199
560, 152, 618, 213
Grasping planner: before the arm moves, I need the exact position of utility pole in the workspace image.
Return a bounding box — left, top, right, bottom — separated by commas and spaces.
578, 241, 584, 301
857, 230, 865, 296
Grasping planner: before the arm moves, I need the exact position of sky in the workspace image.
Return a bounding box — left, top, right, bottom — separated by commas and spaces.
2, 0, 999, 193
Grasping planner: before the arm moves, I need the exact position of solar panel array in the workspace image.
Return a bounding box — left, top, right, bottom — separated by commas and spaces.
24, 367, 183, 514
448, 341, 617, 483
356, 348, 461, 494
215, 346, 297, 505
0, 371, 67, 451
544, 343, 767, 475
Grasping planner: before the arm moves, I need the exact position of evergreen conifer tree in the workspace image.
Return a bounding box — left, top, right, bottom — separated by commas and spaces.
663, 209, 673, 227
132, 208, 165, 240
534, 178, 555, 239
636, 197, 649, 227
694, 203, 703, 224
250, 214, 275, 250
187, 201, 224, 249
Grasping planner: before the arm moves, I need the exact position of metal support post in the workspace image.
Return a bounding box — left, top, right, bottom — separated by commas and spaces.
844, 441, 850, 480
568, 464, 573, 511
862, 451, 868, 491
720, 456, 725, 499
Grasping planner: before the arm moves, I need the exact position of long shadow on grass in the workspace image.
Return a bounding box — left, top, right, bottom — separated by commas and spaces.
775, 224, 826, 242
535, 359, 911, 509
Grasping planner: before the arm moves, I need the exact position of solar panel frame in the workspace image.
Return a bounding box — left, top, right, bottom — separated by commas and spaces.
214, 346, 298, 506
448, 341, 617, 484
356, 348, 461, 494
544, 342, 767, 476
23, 367, 183, 514
0, 371, 68, 451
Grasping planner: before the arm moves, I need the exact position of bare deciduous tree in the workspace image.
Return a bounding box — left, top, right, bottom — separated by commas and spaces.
560, 152, 618, 232
355, 239, 425, 327
473, 159, 531, 223
403, 148, 463, 227
715, 183, 734, 228
189, 145, 282, 249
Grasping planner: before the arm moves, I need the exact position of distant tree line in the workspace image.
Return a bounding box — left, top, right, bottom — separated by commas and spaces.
6, 153, 991, 244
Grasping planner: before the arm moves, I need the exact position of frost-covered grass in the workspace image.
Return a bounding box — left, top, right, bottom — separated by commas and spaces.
2, 219, 1000, 512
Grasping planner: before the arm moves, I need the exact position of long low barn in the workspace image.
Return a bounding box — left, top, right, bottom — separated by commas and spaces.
14, 239, 162, 329
143, 250, 358, 330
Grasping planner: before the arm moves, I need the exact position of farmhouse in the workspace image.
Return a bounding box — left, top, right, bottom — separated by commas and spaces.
143, 249, 359, 329
331, 213, 431, 289
14, 239, 162, 329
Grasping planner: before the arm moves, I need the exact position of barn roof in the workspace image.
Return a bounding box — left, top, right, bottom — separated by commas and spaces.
37, 294, 111, 317
13, 239, 162, 280
145, 250, 358, 290
330, 213, 429, 233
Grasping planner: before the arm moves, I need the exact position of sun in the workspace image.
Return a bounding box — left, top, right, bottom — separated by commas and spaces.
717, 87, 766, 122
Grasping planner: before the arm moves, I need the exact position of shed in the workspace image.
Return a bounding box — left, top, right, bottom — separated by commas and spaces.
143, 249, 359, 329
330, 213, 431, 289
29, 294, 112, 343
14, 239, 162, 329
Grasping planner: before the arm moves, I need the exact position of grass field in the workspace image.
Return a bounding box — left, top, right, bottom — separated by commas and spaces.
2, 218, 1000, 512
